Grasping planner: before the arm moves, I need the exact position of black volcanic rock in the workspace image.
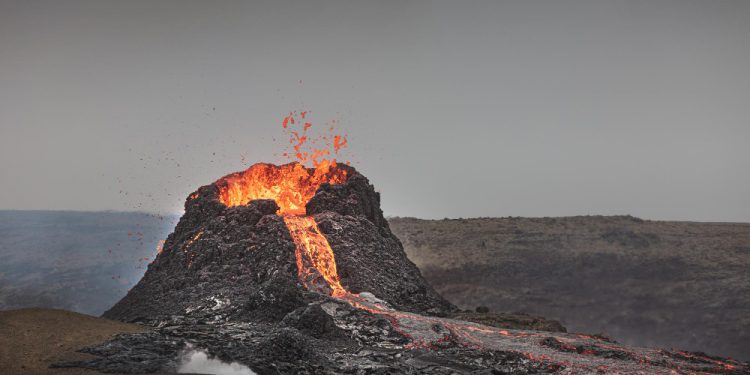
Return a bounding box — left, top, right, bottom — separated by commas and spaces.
315, 211, 454, 314
280, 303, 344, 338
104, 163, 453, 322
103, 198, 302, 322
306, 172, 389, 231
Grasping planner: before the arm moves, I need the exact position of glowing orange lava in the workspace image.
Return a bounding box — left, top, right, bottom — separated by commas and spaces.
214, 110, 353, 295
284, 216, 346, 297
216, 162, 348, 293
215, 160, 348, 216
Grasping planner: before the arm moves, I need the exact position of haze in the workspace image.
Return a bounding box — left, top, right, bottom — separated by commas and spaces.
1, 0, 749, 222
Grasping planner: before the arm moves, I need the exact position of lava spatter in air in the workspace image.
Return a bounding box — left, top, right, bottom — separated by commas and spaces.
279, 111, 350, 167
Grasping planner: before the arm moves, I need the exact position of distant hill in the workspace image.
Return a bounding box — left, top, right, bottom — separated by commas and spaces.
0, 210, 177, 315
389, 215, 750, 361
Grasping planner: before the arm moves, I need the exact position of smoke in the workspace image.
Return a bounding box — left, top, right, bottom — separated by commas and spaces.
177, 344, 255, 375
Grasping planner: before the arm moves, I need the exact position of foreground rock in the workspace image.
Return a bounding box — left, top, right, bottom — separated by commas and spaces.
58, 295, 749, 374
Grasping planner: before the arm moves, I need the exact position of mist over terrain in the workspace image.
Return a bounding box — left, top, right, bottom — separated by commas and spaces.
0, 210, 176, 315
1, 210, 747, 362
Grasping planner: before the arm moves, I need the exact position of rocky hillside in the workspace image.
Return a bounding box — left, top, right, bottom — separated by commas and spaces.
389, 216, 750, 361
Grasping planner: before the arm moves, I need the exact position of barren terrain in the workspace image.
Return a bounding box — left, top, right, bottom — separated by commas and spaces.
389, 215, 750, 361
0, 308, 145, 374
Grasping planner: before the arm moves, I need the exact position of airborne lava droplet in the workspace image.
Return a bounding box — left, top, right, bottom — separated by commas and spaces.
333, 135, 347, 154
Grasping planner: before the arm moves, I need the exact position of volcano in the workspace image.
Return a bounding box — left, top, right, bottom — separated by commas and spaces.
104, 161, 453, 321
56, 162, 748, 374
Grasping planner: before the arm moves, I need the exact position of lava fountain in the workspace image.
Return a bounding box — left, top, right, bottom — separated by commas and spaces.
215, 111, 352, 297
215, 160, 349, 297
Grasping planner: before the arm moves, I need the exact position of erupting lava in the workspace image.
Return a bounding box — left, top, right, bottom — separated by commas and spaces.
216, 161, 347, 215
216, 111, 351, 294
216, 162, 349, 294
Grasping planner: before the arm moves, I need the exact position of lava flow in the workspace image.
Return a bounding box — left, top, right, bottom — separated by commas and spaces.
215, 160, 350, 292
284, 215, 346, 297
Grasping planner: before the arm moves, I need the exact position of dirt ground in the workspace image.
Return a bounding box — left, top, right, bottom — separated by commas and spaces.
0, 308, 148, 375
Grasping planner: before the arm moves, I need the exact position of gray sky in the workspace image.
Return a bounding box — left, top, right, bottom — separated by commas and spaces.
1, 0, 749, 221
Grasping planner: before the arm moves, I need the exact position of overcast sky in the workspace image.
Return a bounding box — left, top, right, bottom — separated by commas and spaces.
1, 0, 749, 221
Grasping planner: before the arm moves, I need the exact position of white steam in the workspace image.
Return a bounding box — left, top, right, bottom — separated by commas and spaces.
177, 344, 255, 375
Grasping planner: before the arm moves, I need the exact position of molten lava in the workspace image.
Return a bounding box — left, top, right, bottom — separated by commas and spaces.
284, 215, 346, 297
215, 160, 350, 293
215, 161, 348, 215
214, 110, 354, 294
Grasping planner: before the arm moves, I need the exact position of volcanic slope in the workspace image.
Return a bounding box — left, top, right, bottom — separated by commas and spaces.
103, 162, 453, 321
58, 162, 748, 374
